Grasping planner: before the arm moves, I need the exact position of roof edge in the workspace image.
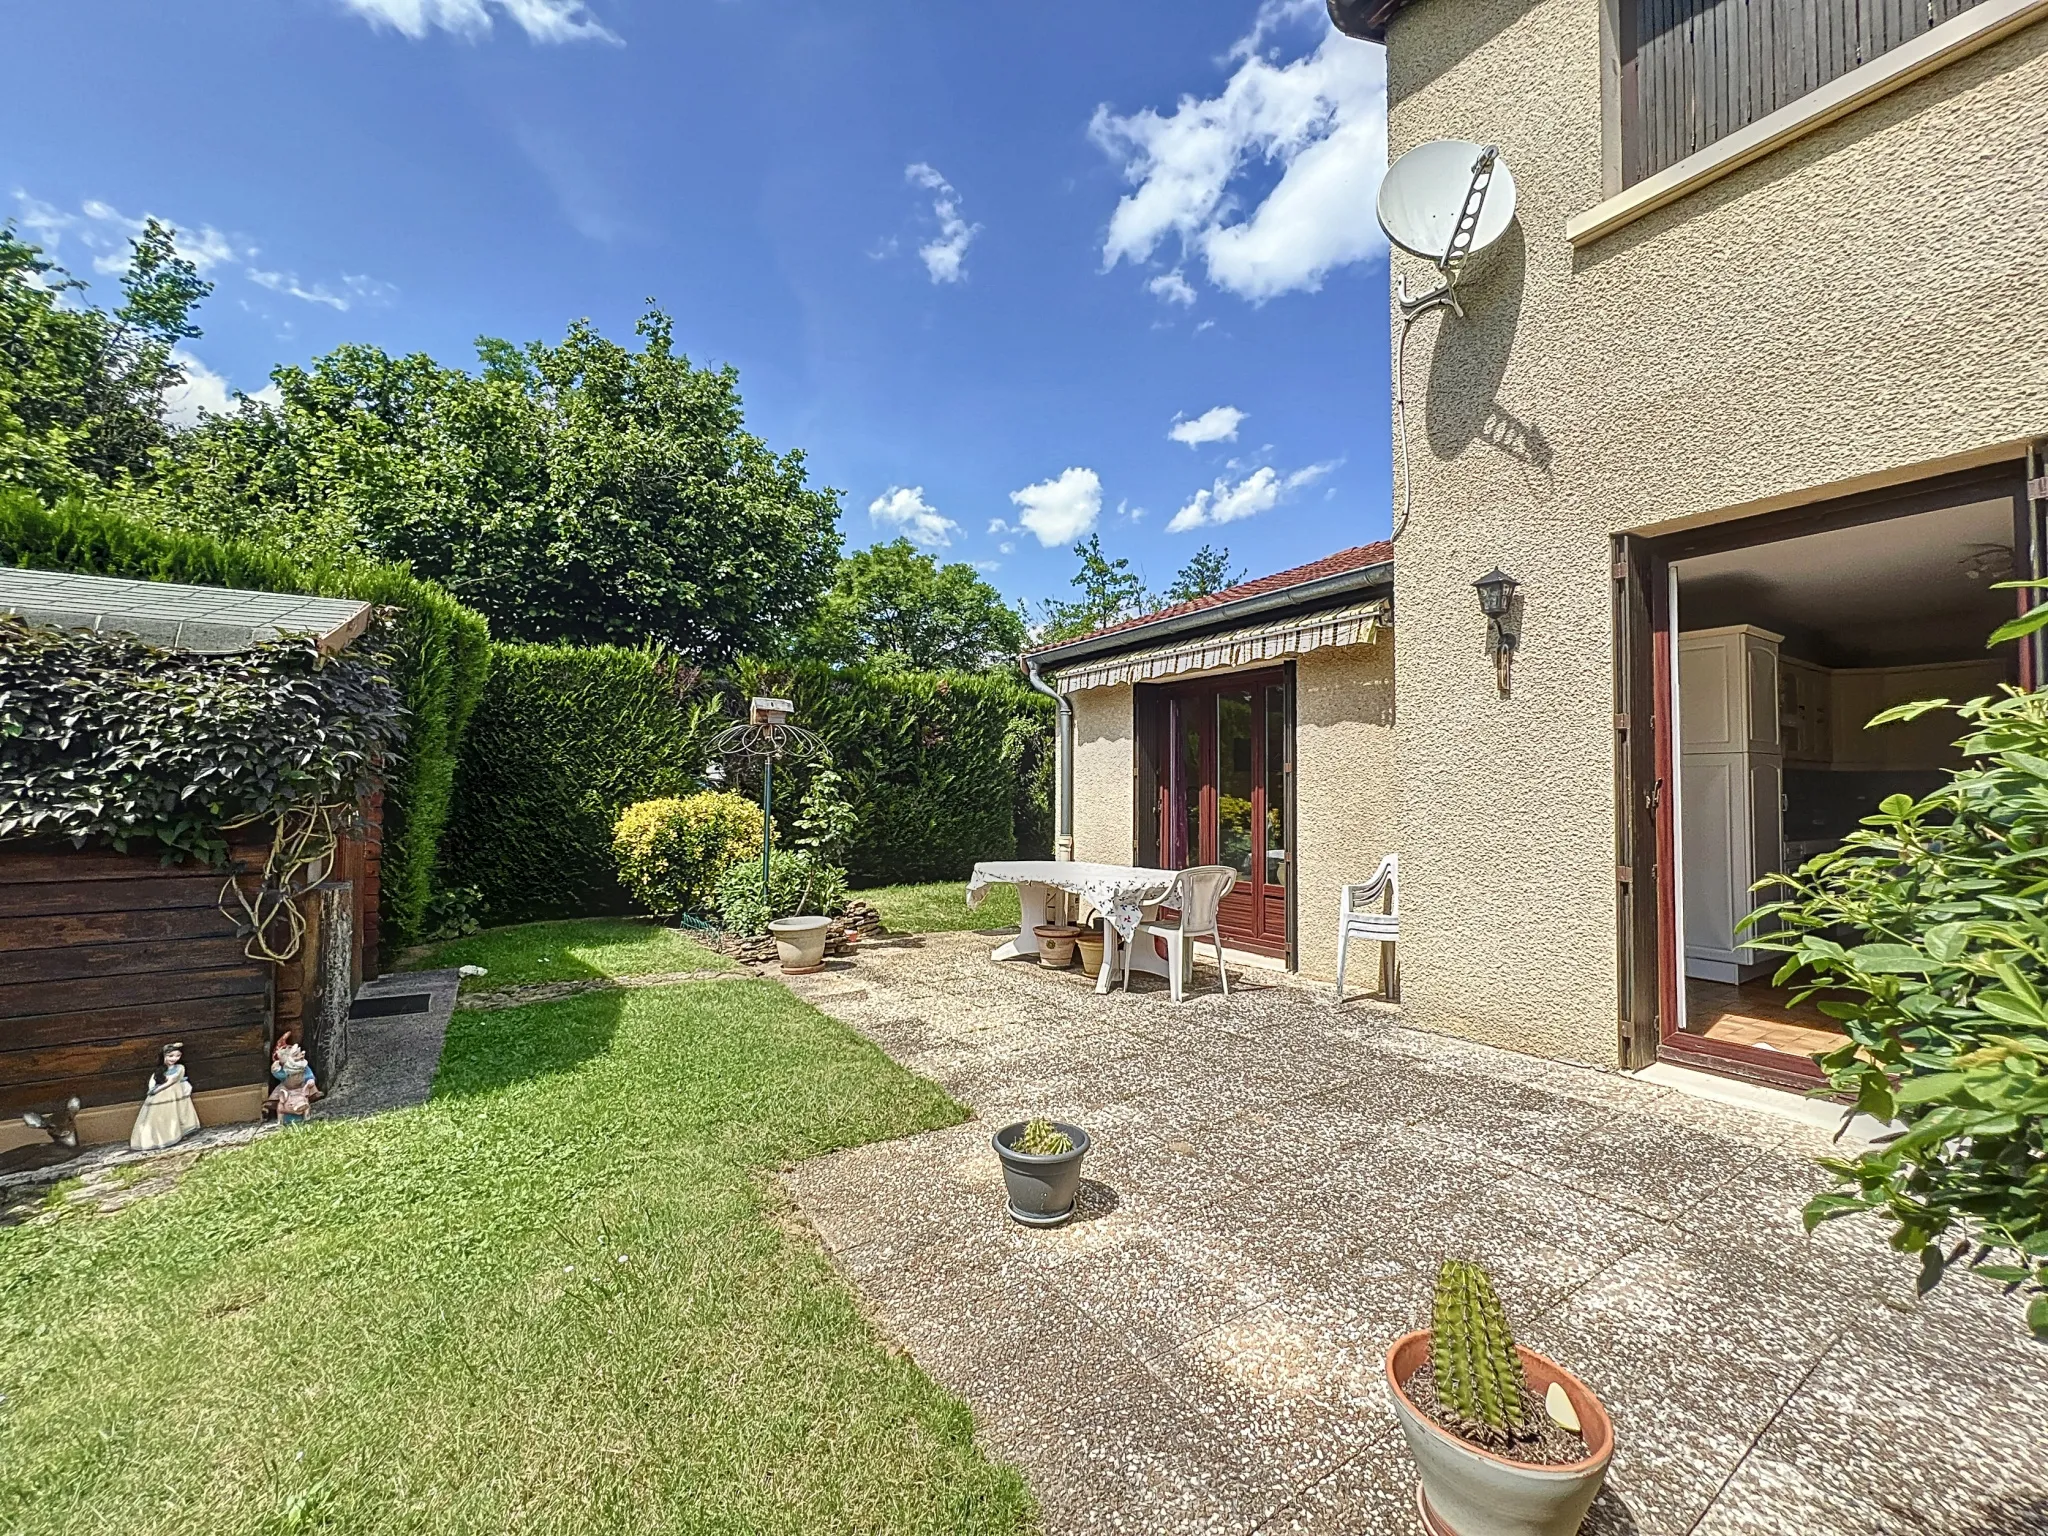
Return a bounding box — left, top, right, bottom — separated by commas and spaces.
1328, 0, 1403, 42
1028, 557, 1394, 673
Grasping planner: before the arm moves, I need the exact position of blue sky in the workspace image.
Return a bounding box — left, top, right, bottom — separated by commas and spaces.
1, 0, 1392, 612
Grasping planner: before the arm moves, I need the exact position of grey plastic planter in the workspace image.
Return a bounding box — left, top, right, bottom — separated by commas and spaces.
991, 1120, 1091, 1227
768, 915, 831, 973
1385, 1330, 1613, 1536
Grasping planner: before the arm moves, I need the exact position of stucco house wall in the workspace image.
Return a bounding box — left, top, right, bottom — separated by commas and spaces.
1295, 639, 1400, 981
1381, 0, 2048, 1062
1061, 641, 1399, 982
1071, 684, 1136, 867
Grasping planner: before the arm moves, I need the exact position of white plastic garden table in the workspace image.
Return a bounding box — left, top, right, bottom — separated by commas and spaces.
966, 860, 1183, 995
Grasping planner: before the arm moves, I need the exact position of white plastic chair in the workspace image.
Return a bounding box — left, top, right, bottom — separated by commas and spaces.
1123, 865, 1237, 1002
1335, 854, 1399, 1001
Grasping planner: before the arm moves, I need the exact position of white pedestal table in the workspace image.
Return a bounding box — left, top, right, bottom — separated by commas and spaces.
966, 860, 1184, 995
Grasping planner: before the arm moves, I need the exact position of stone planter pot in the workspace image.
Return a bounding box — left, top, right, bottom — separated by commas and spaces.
1385, 1331, 1613, 1536
768, 916, 832, 974
1075, 930, 1105, 978
991, 1120, 1091, 1227
1032, 924, 1085, 968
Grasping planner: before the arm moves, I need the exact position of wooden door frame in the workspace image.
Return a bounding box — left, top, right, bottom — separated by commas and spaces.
1140, 667, 1293, 960
1615, 456, 2032, 1090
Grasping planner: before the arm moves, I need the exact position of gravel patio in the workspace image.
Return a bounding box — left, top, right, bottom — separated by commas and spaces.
780, 931, 2048, 1536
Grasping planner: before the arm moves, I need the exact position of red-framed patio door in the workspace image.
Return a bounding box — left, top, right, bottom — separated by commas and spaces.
1157, 669, 1290, 958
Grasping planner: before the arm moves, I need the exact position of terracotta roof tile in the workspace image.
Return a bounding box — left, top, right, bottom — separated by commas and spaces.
1028, 541, 1392, 654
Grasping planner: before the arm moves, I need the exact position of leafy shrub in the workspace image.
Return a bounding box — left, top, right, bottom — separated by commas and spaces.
0, 615, 402, 862
1756, 685, 2048, 1337
0, 490, 488, 948
613, 792, 764, 916
441, 643, 720, 923
715, 850, 847, 936
732, 660, 1053, 883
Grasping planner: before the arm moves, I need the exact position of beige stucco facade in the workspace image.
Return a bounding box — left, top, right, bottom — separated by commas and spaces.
1071, 683, 1137, 868
1060, 637, 1400, 986
1381, 0, 2048, 1062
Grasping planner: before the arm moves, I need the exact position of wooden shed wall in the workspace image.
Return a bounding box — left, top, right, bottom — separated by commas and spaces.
0, 798, 382, 1149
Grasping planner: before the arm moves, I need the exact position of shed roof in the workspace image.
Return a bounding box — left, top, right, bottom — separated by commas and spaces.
0, 568, 375, 655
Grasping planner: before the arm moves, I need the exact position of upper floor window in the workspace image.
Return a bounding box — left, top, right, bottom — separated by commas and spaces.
1620, 0, 1994, 184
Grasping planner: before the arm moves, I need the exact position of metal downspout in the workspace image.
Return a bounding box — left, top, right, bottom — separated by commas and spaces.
1023, 655, 1073, 861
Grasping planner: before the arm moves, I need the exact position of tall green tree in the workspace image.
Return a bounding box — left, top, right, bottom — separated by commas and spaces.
0, 220, 210, 499
151, 309, 842, 662
802, 538, 1026, 669
1165, 544, 1245, 603
1036, 534, 1151, 644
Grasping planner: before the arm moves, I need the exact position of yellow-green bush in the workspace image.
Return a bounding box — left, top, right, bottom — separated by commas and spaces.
613, 792, 765, 916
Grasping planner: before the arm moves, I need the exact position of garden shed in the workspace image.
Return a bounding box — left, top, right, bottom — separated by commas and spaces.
0, 569, 391, 1155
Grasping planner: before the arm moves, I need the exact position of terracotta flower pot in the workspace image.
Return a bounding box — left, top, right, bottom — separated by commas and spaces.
1384, 1330, 1613, 1536
1033, 924, 1085, 967
1075, 931, 1105, 977
768, 915, 831, 973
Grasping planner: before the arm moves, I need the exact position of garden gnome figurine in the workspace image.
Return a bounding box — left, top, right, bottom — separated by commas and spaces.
271, 1029, 321, 1102
268, 1062, 314, 1127
130, 1041, 201, 1151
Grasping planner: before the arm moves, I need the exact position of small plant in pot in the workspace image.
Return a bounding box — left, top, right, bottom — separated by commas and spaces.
1386, 1261, 1613, 1536
991, 1115, 1091, 1227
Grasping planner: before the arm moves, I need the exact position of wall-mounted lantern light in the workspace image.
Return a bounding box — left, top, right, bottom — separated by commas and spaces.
1473, 567, 1519, 696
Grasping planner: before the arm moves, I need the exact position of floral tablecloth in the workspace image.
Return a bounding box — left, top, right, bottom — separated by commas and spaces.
967, 860, 1182, 941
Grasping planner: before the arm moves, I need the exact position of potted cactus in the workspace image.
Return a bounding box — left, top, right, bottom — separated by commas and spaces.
1386, 1261, 1613, 1536
991, 1116, 1091, 1227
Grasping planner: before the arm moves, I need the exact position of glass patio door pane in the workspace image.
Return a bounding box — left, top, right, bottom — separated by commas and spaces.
1216, 690, 1255, 879
1178, 699, 1202, 868
1264, 682, 1287, 888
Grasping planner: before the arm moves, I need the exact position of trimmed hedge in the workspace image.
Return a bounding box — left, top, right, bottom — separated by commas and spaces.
738, 660, 1054, 885
0, 490, 491, 950
441, 643, 717, 923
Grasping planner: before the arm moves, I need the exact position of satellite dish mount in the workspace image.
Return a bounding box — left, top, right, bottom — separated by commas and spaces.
1391, 144, 1504, 320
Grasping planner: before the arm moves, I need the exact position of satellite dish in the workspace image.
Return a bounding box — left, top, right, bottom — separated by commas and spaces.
1377, 139, 1516, 271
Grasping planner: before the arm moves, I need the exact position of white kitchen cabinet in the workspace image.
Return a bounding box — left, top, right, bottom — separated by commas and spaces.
1828, 658, 2008, 769
1778, 657, 1832, 765
1679, 626, 1784, 984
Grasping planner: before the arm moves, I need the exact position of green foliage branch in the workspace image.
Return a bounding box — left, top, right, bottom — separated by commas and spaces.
0, 489, 489, 949
714, 849, 847, 936
0, 615, 402, 865
442, 642, 721, 924
612, 792, 765, 917
1752, 663, 2048, 1337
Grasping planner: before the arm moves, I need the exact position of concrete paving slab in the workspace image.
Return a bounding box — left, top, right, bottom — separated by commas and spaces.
778, 931, 2048, 1536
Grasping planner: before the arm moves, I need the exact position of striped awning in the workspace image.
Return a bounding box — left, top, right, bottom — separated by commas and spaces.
1047, 598, 1389, 692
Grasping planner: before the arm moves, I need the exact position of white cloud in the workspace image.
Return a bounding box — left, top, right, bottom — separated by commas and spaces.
162, 352, 236, 428
1091, 2, 1386, 302
973, 559, 1001, 572
905, 163, 980, 284
869, 485, 961, 548
1168, 405, 1246, 447
1167, 460, 1337, 533
998, 540, 1015, 555
1148, 269, 1197, 306
335, 0, 620, 44
15, 192, 241, 275
247, 268, 395, 312
987, 517, 1012, 536
1009, 467, 1103, 547
161, 352, 281, 427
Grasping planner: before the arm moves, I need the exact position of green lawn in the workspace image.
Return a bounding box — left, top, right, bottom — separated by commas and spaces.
400, 917, 733, 991
0, 983, 1031, 1536
857, 881, 1017, 935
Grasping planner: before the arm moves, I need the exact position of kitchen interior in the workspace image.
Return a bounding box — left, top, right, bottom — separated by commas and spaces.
1671, 496, 2019, 1061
